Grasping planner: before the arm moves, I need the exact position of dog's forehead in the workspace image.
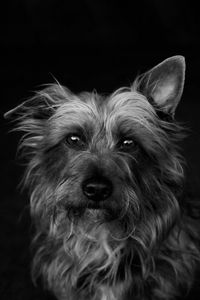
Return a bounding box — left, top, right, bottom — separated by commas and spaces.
106, 90, 154, 118
88, 89, 156, 131
51, 89, 157, 138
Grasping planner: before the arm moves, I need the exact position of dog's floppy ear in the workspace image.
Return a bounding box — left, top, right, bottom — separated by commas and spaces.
136, 56, 185, 117
4, 84, 70, 120
4, 96, 53, 120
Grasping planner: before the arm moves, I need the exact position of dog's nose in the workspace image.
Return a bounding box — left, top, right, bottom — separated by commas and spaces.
82, 178, 113, 201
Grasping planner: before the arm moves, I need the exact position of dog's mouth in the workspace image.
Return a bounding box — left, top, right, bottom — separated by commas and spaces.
64, 202, 122, 224
86, 200, 106, 210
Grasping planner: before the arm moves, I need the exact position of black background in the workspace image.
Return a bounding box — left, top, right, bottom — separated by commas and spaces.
1, 1, 200, 299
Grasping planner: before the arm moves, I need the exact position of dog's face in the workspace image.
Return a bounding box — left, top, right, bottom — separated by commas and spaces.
41, 90, 159, 219
5, 56, 185, 239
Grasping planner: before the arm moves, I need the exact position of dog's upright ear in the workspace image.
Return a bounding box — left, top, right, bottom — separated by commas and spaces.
4, 84, 71, 120
135, 56, 185, 117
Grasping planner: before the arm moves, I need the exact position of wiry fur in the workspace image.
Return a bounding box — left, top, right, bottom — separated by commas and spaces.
5, 58, 200, 300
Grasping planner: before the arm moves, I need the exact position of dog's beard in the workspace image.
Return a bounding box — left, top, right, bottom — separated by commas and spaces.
31, 209, 132, 300
55, 209, 134, 298
31, 183, 141, 299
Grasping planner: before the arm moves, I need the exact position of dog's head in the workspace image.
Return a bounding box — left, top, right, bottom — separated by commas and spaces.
5, 56, 200, 300
5, 56, 185, 242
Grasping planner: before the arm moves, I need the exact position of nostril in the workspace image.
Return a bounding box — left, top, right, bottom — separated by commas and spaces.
101, 185, 111, 199
82, 178, 113, 201
84, 183, 97, 197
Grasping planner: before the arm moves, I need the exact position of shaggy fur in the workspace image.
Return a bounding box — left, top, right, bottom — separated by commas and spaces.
5, 56, 200, 300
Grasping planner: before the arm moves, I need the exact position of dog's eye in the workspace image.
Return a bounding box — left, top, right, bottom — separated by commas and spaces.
65, 134, 86, 149
119, 138, 136, 150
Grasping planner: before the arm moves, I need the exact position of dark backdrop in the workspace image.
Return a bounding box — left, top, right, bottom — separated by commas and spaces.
1, 1, 200, 299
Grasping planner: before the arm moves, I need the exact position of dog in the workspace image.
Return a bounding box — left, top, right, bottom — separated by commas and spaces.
5, 56, 200, 300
